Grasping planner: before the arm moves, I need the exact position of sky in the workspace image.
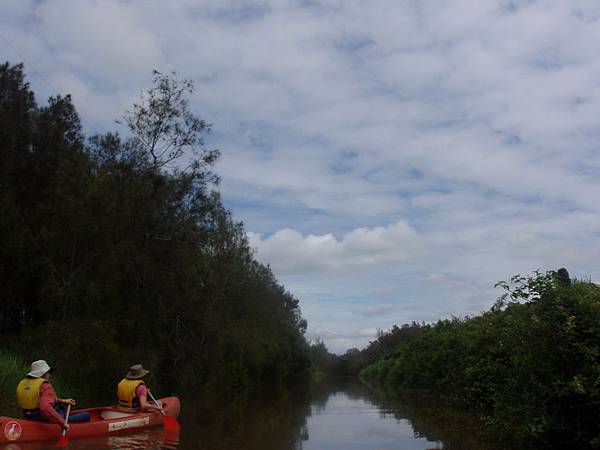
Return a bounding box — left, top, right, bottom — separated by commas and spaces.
2, 0, 600, 353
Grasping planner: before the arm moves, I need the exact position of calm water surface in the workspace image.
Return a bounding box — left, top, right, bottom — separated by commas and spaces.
294, 391, 440, 450
2, 379, 490, 450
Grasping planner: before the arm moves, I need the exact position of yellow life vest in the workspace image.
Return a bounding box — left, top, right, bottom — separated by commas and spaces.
16, 377, 46, 410
117, 379, 145, 409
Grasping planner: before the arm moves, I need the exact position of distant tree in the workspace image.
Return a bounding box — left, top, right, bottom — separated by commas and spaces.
309, 338, 337, 374
556, 267, 571, 287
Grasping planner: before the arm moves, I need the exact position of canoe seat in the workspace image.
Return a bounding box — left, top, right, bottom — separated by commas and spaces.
100, 410, 135, 420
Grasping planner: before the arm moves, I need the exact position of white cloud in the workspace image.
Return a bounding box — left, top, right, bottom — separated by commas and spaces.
38, 0, 163, 81
247, 221, 419, 274
423, 273, 448, 285
359, 328, 378, 337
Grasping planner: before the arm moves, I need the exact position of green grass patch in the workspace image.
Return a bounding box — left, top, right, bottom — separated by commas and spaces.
0, 351, 76, 417
0, 350, 27, 416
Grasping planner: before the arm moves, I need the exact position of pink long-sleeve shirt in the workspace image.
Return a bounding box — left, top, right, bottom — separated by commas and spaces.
135, 383, 148, 399
39, 382, 66, 426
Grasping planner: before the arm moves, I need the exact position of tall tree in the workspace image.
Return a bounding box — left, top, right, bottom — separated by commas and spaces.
119, 70, 219, 175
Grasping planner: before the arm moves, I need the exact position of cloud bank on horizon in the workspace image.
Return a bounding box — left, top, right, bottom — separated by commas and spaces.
2, 0, 600, 352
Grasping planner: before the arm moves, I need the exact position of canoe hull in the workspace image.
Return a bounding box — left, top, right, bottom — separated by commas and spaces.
0, 396, 179, 444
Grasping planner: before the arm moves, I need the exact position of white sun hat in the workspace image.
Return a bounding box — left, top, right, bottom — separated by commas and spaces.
27, 360, 52, 378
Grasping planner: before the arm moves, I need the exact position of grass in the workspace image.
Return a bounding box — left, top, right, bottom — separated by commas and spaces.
0, 350, 28, 416
0, 351, 75, 417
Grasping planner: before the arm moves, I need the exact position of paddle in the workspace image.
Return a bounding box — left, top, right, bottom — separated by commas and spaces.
57, 404, 71, 447
148, 391, 180, 430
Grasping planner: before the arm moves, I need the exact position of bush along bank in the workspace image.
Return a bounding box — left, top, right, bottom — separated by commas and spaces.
359, 270, 600, 449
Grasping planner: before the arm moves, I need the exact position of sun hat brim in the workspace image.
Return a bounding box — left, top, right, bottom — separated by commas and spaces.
125, 368, 150, 379
27, 360, 53, 378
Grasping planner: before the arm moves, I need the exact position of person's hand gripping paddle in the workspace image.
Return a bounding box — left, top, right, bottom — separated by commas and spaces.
57, 404, 71, 447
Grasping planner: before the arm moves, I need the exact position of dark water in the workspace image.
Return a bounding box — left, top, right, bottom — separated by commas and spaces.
2, 379, 491, 450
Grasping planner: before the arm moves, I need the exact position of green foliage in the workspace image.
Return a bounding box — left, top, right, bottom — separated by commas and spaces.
0, 62, 310, 406
357, 270, 600, 448
0, 351, 25, 415
118, 70, 219, 172
335, 322, 428, 377
358, 358, 393, 384
0, 350, 74, 415
308, 339, 338, 378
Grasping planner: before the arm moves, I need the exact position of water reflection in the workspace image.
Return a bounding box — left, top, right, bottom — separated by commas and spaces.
0, 428, 179, 450
353, 386, 492, 450
1, 380, 492, 450
177, 378, 491, 450
179, 387, 311, 450
298, 390, 439, 450
70, 428, 180, 449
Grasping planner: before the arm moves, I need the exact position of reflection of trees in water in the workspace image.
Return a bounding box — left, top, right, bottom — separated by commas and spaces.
358, 383, 496, 450
178, 379, 494, 450
180, 386, 312, 450
0, 429, 178, 450
305, 377, 338, 415
299, 378, 492, 450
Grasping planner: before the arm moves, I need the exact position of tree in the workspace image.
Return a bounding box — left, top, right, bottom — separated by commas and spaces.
119, 70, 219, 176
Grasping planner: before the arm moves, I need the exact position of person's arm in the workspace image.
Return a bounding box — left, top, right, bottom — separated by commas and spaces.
136, 384, 161, 411
39, 383, 68, 428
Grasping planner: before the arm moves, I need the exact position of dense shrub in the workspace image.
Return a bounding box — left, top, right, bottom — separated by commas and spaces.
359, 270, 600, 448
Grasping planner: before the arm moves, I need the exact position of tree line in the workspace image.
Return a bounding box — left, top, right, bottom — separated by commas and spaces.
341, 269, 600, 448
0, 62, 310, 402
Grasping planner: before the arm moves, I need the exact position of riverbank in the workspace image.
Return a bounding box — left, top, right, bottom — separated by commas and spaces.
356, 270, 600, 448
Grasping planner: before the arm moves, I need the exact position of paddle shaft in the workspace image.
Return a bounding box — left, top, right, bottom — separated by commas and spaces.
147, 390, 165, 415
62, 404, 71, 435
57, 403, 72, 446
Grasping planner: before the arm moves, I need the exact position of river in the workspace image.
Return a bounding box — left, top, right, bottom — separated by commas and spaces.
2, 379, 492, 450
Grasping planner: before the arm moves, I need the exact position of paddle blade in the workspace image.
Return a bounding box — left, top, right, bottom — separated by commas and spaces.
163, 415, 180, 431
57, 435, 69, 447
57, 403, 71, 447
162, 427, 181, 449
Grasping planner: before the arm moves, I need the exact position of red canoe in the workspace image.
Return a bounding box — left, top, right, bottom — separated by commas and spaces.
0, 396, 180, 444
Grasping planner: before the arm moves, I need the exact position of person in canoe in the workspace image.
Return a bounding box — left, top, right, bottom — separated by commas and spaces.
117, 364, 162, 412
16, 360, 91, 430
